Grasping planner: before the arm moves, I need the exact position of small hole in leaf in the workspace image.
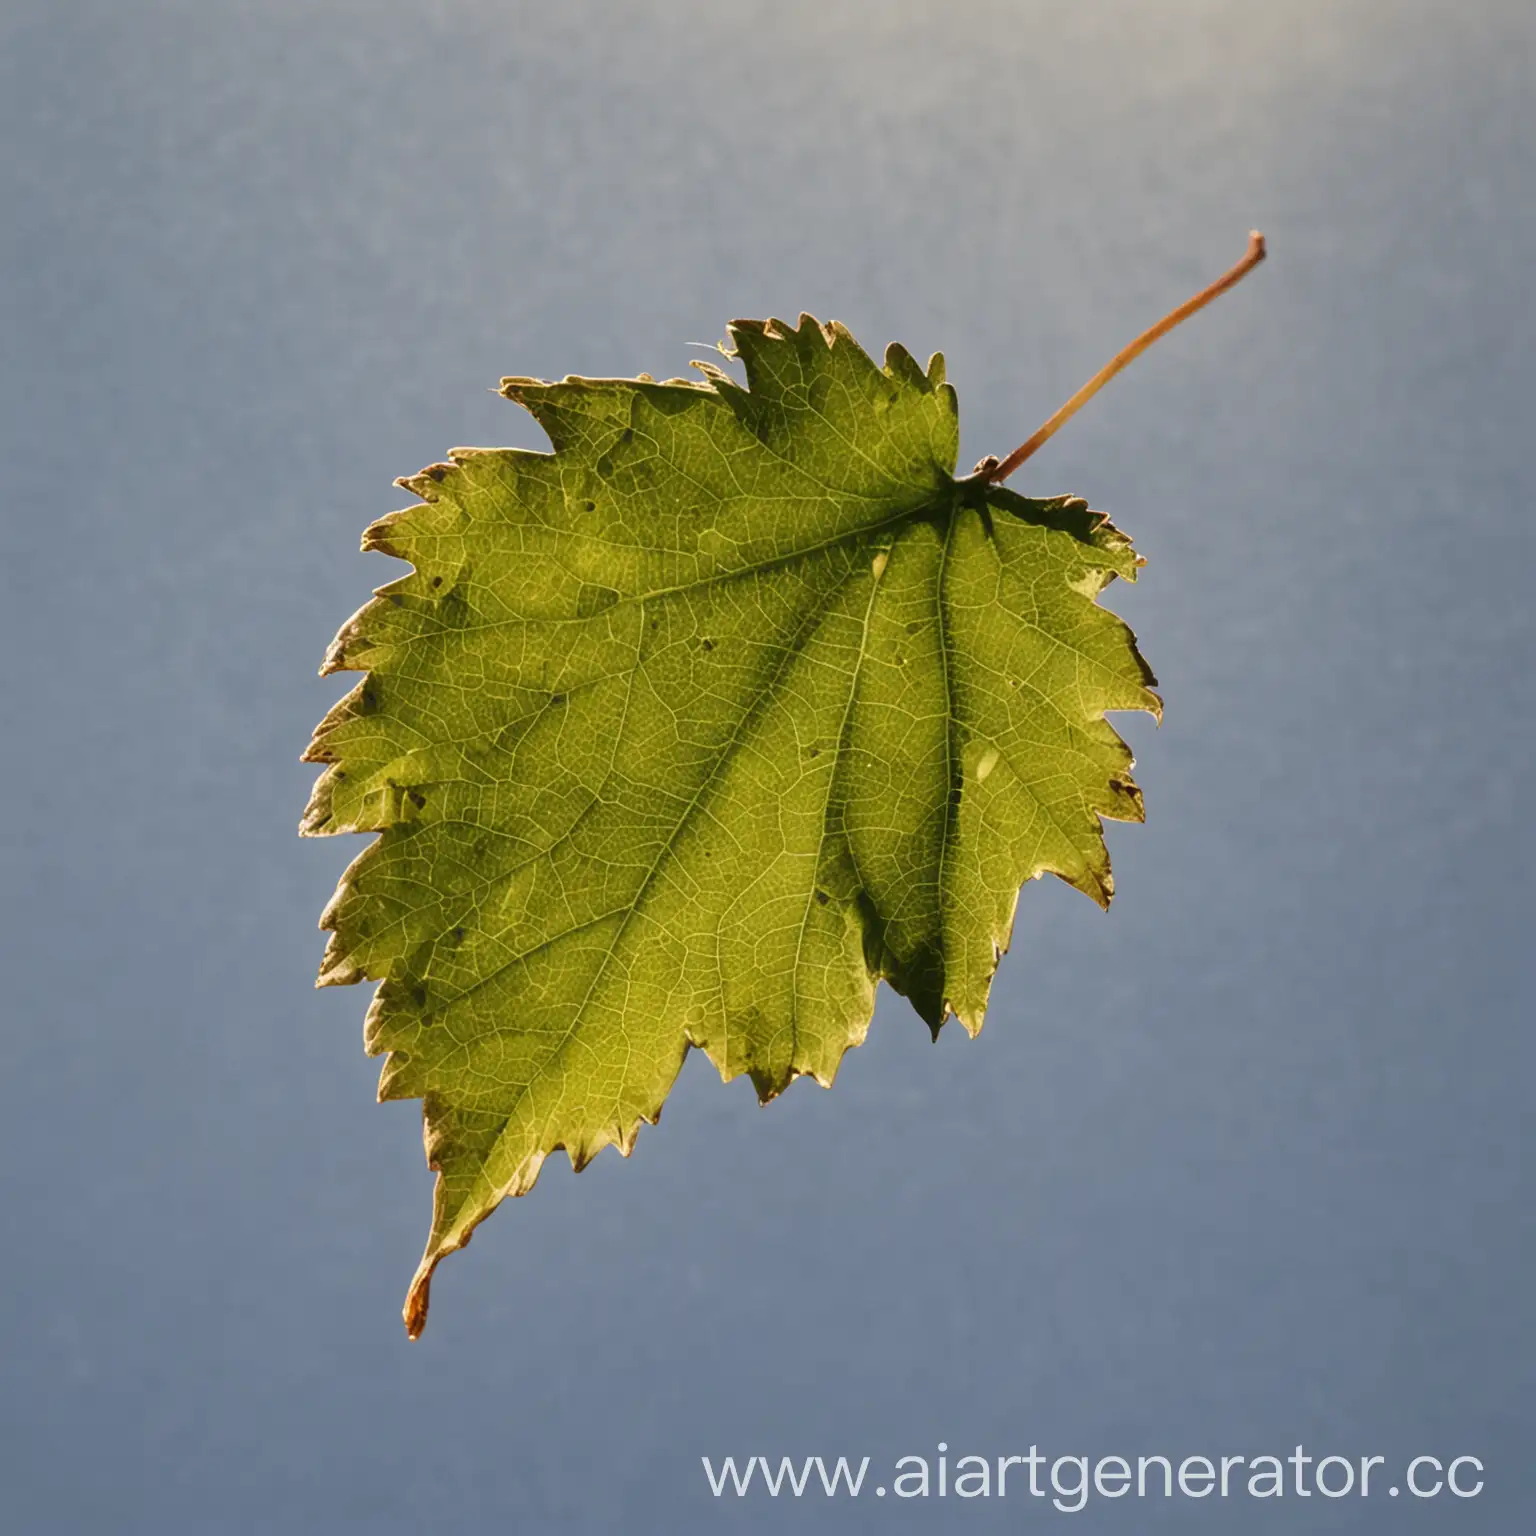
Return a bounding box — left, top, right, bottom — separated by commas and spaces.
620, 428, 634, 444
702, 638, 714, 651
583, 499, 595, 512
815, 890, 829, 905
407, 790, 427, 809
430, 576, 443, 589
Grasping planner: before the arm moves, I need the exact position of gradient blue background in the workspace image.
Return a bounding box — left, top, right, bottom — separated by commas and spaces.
2, 1, 1531, 1530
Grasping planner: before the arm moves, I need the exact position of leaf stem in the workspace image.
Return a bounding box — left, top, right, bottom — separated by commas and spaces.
985, 230, 1266, 484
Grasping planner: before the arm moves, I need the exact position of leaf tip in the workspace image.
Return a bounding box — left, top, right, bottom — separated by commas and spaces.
952, 1003, 986, 1040
404, 1262, 434, 1340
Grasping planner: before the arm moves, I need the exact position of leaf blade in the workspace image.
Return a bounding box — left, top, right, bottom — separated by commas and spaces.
305, 317, 1158, 1336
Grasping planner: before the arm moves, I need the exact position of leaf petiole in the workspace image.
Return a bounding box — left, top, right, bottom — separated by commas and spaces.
985, 230, 1266, 483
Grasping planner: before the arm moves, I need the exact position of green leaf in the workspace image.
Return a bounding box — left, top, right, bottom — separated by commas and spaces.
303, 314, 1160, 1336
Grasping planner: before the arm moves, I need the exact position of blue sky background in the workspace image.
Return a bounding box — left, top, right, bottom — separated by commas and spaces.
1, 1, 1531, 1530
